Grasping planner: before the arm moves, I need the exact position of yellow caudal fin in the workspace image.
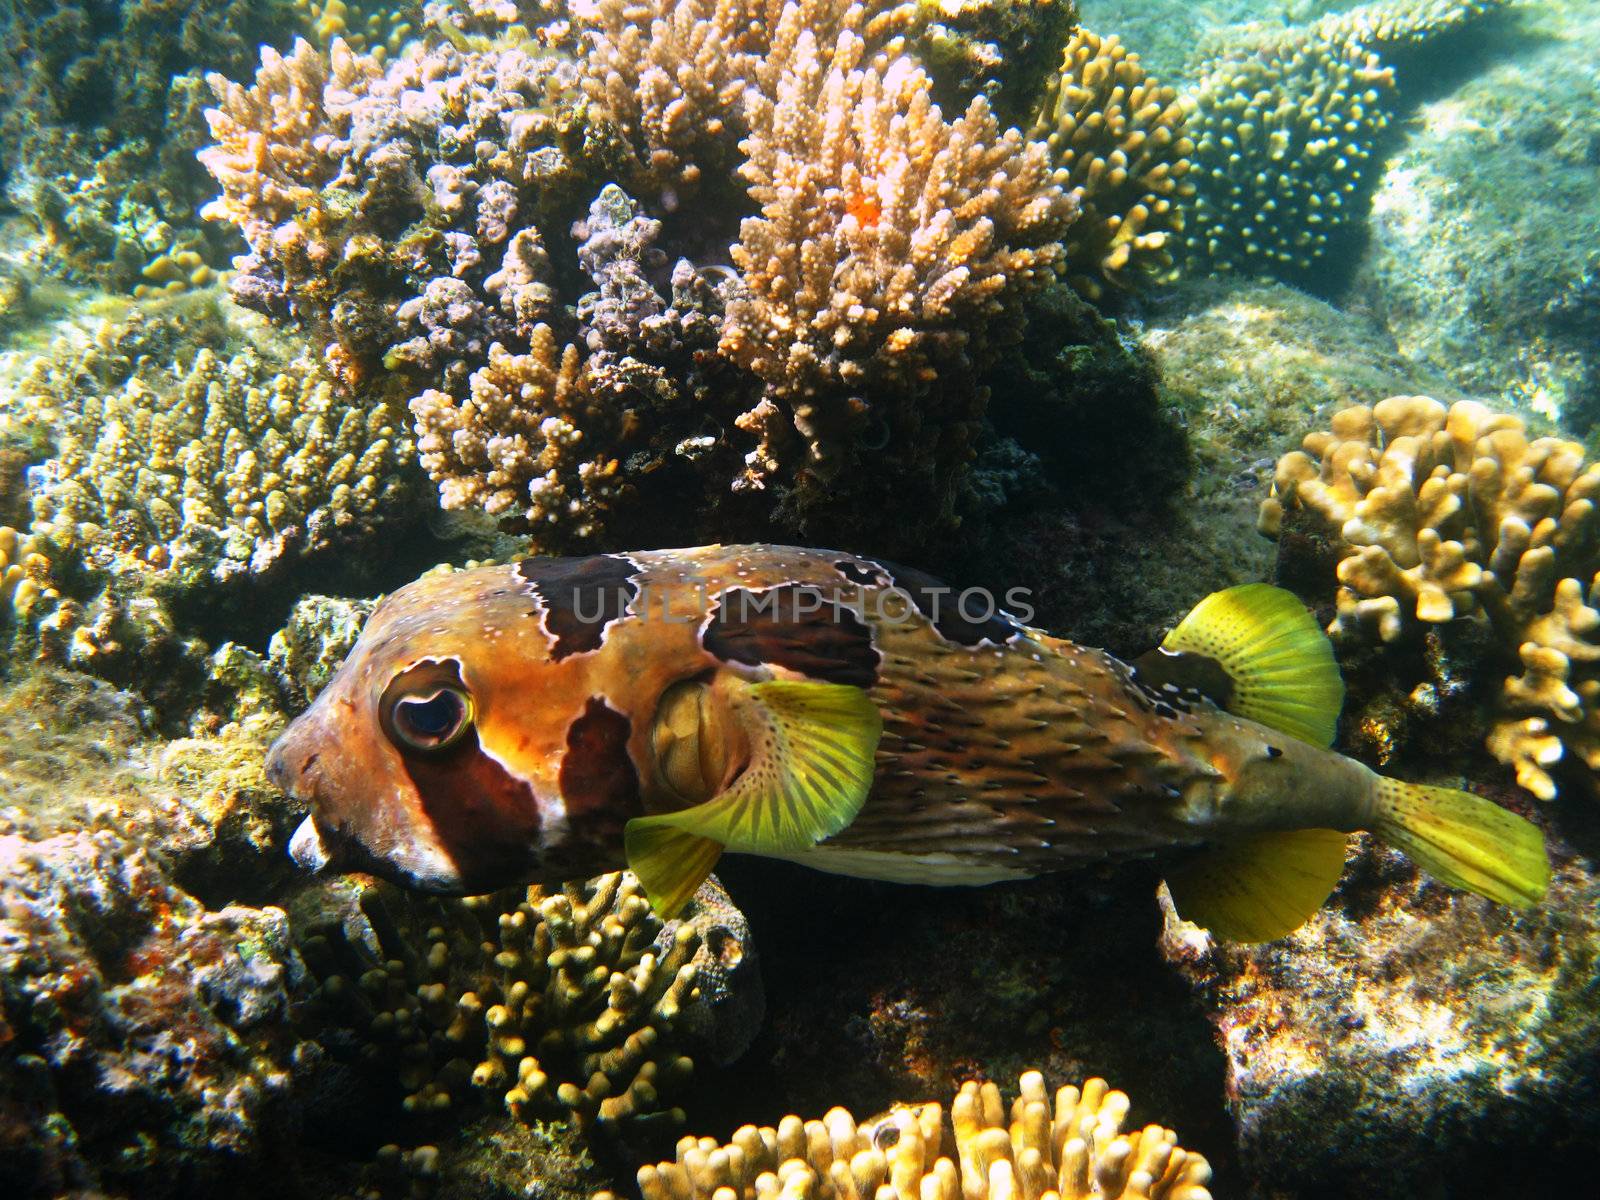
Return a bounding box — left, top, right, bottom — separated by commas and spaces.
625, 679, 882, 917
1371, 777, 1550, 907
1162, 583, 1343, 747
1164, 828, 1350, 942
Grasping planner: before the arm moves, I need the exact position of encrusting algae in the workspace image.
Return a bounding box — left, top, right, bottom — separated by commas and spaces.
605, 1070, 1212, 1200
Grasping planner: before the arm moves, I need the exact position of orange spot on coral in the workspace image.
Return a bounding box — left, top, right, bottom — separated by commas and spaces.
846, 193, 881, 227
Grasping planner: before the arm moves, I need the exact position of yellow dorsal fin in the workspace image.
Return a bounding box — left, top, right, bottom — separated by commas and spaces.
625, 679, 882, 916
1163, 583, 1344, 747
1165, 828, 1349, 942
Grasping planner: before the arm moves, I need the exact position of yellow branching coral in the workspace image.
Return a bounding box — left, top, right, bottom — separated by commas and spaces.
300, 871, 753, 1128
608, 1070, 1212, 1200
1028, 28, 1193, 299
0, 525, 57, 620
410, 325, 621, 537
722, 2, 1075, 478
30, 343, 415, 586
1261, 396, 1600, 799
295, 0, 420, 57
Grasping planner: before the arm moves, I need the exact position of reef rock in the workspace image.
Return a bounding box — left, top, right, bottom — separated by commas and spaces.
1357, 0, 1600, 427
1164, 830, 1600, 1199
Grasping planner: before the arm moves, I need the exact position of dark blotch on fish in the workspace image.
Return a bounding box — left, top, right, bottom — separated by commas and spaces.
703, 583, 879, 687
517, 553, 640, 660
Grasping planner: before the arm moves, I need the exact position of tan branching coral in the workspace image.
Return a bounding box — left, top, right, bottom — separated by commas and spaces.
1261, 396, 1600, 799
30, 343, 415, 586
609, 1070, 1212, 1200
300, 871, 756, 1128
722, 2, 1075, 485
411, 326, 621, 534
1028, 29, 1193, 299
577, 0, 918, 202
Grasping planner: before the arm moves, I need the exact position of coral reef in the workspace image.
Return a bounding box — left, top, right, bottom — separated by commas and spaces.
296, 871, 761, 1130
1027, 28, 1193, 299
610, 1069, 1212, 1200
1356, 0, 1600, 425
1261, 395, 1600, 800
0, 0, 302, 289
1180, 0, 1508, 284
0, 667, 319, 1199
1165, 834, 1600, 1199
265, 592, 378, 711
197, 0, 1093, 550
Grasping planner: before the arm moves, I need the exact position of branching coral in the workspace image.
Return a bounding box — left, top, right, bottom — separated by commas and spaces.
1181, 0, 1507, 282
608, 1070, 1212, 1200
722, 2, 1075, 501
1261, 395, 1600, 799
1028, 28, 1193, 299
298, 871, 758, 1128
28, 338, 416, 587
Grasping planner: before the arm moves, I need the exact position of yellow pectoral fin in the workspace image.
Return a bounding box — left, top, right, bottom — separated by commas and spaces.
625, 679, 882, 916
624, 822, 724, 919
1165, 828, 1349, 943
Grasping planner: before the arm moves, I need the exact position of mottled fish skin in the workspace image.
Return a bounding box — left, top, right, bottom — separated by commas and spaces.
266, 545, 1376, 895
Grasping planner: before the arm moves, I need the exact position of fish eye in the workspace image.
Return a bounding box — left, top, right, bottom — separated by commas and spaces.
384, 685, 474, 753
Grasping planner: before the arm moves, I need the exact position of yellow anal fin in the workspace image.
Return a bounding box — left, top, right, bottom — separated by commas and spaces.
624, 824, 724, 920
626, 679, 882, 917
1165, 828, 1349, 943
1371, 777, 1549, 907
1164, 583, 1343, 747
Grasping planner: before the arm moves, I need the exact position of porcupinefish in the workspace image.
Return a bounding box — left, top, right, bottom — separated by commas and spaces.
265, 544, 1550, 941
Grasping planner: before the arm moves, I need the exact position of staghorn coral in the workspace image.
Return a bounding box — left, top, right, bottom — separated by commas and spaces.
608, 1069, 1212, 1200
1027, 28, 1193, 299
29, 336, 416, 588
297, 871, 759, 1129
722, 2, 1075, 515
1180, 0, 1508, 283
1260, 395, 1600, 799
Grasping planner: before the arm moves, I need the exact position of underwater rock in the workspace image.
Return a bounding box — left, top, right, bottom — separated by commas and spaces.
0, 669, 324, 1200
1164, 833, 1600, 1199
267, 592, 380, 713
963, 276, 1448, 654
1357, 0, 1600, 426
608, 1068, 1213, 1200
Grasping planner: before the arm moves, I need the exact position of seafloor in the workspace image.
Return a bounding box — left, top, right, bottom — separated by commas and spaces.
1, 1, 1597, 1197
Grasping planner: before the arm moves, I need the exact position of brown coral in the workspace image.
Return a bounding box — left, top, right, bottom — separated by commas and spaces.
609, 1070, 1212, 1200
1028, 28, 1193, 299
1261, 395, 1600, 799
721, 2, 1075, 490
411, 326, 621, 535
